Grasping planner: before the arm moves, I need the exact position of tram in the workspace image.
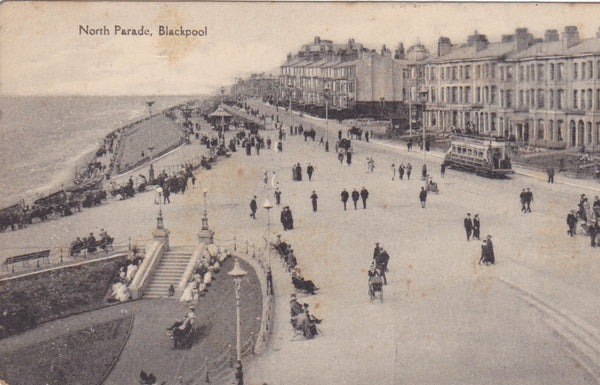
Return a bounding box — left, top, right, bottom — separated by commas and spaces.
444, 134, 514, 177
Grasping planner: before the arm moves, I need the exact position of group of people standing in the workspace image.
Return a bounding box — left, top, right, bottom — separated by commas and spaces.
292, 163, 315, 182
390, 163, 413, 181
463, 213, 481, 241
566, 193, 600, 247
519, 188, 534, 213
340, 187, 369, 210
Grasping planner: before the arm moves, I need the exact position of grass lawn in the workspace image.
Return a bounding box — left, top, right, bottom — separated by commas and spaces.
0, 316, 133, 385
0, 255, 126, 338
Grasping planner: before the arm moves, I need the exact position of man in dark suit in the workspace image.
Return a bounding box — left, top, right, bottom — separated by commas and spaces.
464, 213, 473, 241
341, 189, 349, 210
351, 189, 360, 210
310, 191, 318, 212
360, 187, 369, 209
250, 196, 257, 219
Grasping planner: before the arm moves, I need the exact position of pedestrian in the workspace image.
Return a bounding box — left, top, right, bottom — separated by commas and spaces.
464, 213, 473, 241
373, 242, 381, 260
479, 235, 495, 265
277, 141, 283, 152
250, 196, 257, 219
266, 137, 272, 150
310, 191, 318, 212
547, 167, 555, 183
398, 164, 405, 180
256, 141, 261, 155
365, 131, 369, 142
274, 188, 281, 206
419, 187, 427, 208
338, 130, 342, 140
307, 163, 314, 181
285, 207, 294, 230
341, 189, 349, 210
473, 214, 481, 240
391, 163, 396, 180
519, 189, 527, 213
376, 246, 389, 285
406, 163, 412, 180
360, 187, 369, 209
351, 189, 360, 210
163, 187, 171, 204
421, 164, 428, 180
566, 210, 578, 236
588, 221, 599, 247
441, 162, 446, 178
149, 164, 155, 183
338, 152, 344, 165
525, 188, 533, 212
346, 151, 352, 166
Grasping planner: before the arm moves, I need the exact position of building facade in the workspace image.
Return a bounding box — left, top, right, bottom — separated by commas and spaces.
422, 26, 600, 149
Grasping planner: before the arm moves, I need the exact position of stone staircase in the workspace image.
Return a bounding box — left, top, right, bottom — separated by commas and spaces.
144, 249, 192, 299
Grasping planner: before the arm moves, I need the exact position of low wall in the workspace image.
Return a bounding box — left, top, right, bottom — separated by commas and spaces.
129, 240, 165, 299
0, 253, 128, 339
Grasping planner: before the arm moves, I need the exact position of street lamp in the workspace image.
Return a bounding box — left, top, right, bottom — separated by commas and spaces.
420, 91, 429, 184
227, 259, 248, 385
146, 101, 155, 160
201, 188, 209, 230
323, 87, 330, 152
263, 198, 273, 269
288, 83, 294, 132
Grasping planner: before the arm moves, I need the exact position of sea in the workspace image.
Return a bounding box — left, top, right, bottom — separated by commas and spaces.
0, 95, 201, 208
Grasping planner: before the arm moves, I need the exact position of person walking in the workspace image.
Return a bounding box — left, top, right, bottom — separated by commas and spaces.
310, 191, 318, 212
351, 189, 360, 210
163, 187, 171, 204
441, 162, 446, 178
421, 164, 428, 180
373, 242, 381, 260
365, 131, 369, 142
525, 188, 533, 212
547, 167, 555, 183
274, 188, 281, 206
346, 151, 352, 166
567, 210, 578, 236
391, 164, 396, 180
360, 187, 369, 209
464, 213, 473, 241
398, 164, 405, 180
419, 187, 427, 208
473, 214, 481, 240
519, 189, 527, 213
307, 163, 314, 181
250, 196, 257, 219
479, 235, 495, 265
406, 163, 412, 180
588, 221, 599, 247
341, 189, 349, 211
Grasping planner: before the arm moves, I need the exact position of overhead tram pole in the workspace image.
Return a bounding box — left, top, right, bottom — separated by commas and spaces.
324, 87, 330, 152
420, 90, 429, 187
288, 83, 293, 131
146, 100, 155, 161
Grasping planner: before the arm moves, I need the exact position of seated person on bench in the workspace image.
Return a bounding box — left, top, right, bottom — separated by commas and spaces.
291, 267, 319, 295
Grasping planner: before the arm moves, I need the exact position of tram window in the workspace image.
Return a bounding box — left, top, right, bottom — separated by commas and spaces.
478, 151, 483, 157
467, 149, 473, 156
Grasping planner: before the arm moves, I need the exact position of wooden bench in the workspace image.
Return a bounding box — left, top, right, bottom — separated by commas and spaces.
3, 250, 51, 273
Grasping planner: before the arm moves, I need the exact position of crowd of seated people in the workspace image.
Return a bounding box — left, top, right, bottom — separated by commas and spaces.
69, 229, 113, 256
107, 247, 144, 303
272, 236, 319, 295
180, 244, 230, 303
289, 293, 321, 339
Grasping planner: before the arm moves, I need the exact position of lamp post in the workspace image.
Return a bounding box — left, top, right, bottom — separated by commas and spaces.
288, 83, 294, 132
228, 259, 247, 385
263, 198, 273, 268
323, 87, 330, 152
146, 101, 155, 160
420, 91, 429, 185
201, 188, 209, 230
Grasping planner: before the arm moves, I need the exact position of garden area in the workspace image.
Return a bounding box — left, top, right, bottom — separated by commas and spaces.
0, 254, 127, 339
0, 316, 133, 385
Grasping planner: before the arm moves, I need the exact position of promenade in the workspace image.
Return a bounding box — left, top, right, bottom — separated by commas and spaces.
1, 102, 599, 384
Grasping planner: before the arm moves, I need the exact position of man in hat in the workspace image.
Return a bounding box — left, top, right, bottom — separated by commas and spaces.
375, 246, 390, 285
274, 188, 281, 206
290, 294, 304, 327
360, 187, 369, 209
351, 189, 360, 210
341, 188, 349, 210
250, 196, 257, 219
307, 163, 314, 181
373, 242, 381, 260
464, 213, 473, 241
473, 214, 481, 240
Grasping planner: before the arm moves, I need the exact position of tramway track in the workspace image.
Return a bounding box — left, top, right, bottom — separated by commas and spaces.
498, 277, 600, 383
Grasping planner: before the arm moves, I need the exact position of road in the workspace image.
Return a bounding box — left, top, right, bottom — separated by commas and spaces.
237, 100, 600, 384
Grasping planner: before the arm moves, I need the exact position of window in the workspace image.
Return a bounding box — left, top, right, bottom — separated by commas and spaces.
491, 86, 497, 104
476, 65, 481, 79
538, 89, 545, 109
520, 65, 525, 81
500, 67, 505, 82
441, 88, 445, 102
597, 89, 600, 109
558, 120, 564, 141
582, 62, 586, 80
440, 67, 444, 80
558, 63, 564, 80
506, 66, 513, 81
549, 120, 554, 142
465, 86, 471, 103
537, 64, 544, 81
476, 87, 481, 103
431, 89, 436, 102
557, 89, 564, 109
588, 61, 593, 79
537, 120, 544, 140
587, 89, 592, 110
525, 65, 530, 81
588, 122, 592, 144
573, 90, 578, 109
500, 90, 505, 108
452, 66, 457, 80
465, 65, 471, 80
491, 63, 497, 79
519, 90, 524, 107
574, 62, 578, 80
506, 90, 513, 108
581, 90, 586, 109
531, 64, 536, 81
549, 90, 554, 109
446, 67, 451, 80
550, 63, 555, 81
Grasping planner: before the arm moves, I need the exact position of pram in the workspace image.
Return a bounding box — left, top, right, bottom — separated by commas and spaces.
368, 274, 383, 302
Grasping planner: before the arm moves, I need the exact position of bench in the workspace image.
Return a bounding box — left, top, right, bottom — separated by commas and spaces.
3, 250, 51, 273
70, 237, 114, 257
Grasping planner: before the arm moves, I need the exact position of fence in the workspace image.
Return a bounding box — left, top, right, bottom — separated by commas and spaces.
0, 237, 150, 278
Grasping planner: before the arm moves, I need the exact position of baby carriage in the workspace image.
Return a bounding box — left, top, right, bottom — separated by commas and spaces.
368, 274, 383, 302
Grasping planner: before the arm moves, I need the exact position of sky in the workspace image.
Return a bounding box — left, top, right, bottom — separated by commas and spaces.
1, 2, 599, 96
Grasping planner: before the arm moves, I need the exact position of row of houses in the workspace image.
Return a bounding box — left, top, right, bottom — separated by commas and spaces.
279, 26, 600, 149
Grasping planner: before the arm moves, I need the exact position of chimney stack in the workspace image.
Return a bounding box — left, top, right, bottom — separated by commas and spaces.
437, 36, 451, 57
314, 36, 321, 44
562, 26, 580, 49
544, 29, 559, 42
514, 28, 533, 51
